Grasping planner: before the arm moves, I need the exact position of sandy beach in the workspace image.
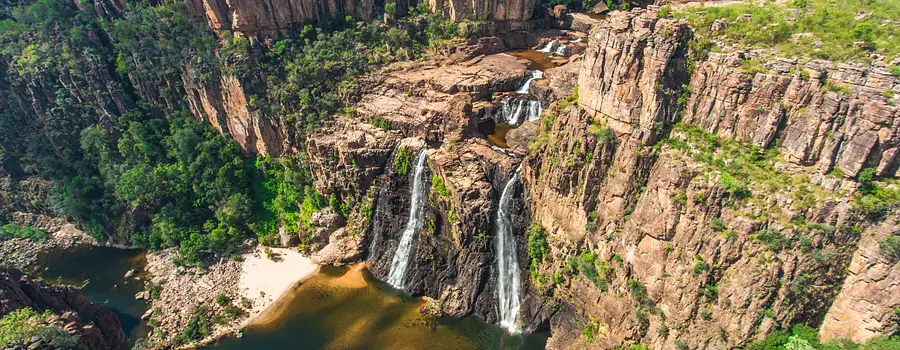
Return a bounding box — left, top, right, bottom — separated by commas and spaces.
238, 246, 320, 325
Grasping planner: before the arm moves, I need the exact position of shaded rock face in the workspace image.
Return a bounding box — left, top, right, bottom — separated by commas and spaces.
366, 139, 525, 321
820, 214, 900, 342
0, 269, 127, 350
683, 53, 899, 178
184, 0, 538, 38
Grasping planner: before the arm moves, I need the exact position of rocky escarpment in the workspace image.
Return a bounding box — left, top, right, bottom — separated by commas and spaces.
366, 139, 524, 321
516, 8, 898, 349
184, 0, 540, 37
0, 268, 127, 350
683, 53, 899, 179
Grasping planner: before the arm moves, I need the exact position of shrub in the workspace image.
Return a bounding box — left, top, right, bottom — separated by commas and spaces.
431, 175, 449, 198
567, 251, 612, 291
369, 116, 391, 130
711, 218, 726, 232
756, 228, 789, 252
527, 223, 549, 263
181, 308, 210, 343
657, 6, 671, 18
889, 66, 900, 77
879, 236, 900, 263
0, 223, 48, 241
393, 147, 414, 177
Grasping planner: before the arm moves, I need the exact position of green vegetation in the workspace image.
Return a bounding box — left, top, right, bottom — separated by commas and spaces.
748, 324, 900, 350
663, 123, 834, 225
527, 222, 549, 263
581, 316, 604, 343
181, 308, 210, 344
674, 0, 900, 62
393, 148, 415, 177
0, 223, 47, 241
567, 250, 613, 291
0, 0, 472, 264
431, 175, 450, 198
0, 308, 79, 349
369, 116, 391, 130
854, 168, 900, 220
879, 236, 900, 263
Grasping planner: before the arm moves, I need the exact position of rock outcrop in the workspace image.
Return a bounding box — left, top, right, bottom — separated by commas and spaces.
683, 53, 899, 178
0, 268, 128, 350
185, 0, 375, 36
577, 9, 690, 144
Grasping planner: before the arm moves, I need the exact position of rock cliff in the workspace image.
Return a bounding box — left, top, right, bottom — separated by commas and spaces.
518, 8, 898, 349
0, 268, 128, 350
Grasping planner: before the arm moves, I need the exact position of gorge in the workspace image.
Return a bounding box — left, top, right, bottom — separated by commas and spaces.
0, 0, 899, 349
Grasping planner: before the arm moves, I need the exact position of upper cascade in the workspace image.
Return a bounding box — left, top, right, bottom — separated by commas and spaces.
516, 71, 544, 94
386, 150, 429, 290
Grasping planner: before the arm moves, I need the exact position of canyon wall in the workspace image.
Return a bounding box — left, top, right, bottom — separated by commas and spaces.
519, 8, 899, 349
0, 268, 128, 350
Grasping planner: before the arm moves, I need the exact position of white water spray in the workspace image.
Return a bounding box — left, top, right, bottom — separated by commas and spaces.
516, 71, 543, 94
554, 44, 567, 56
386, 150, 428, 290
496, 166, 522, 333
571, 38, 582, 43
500, 100, 542, 125
537, 40, 557, 53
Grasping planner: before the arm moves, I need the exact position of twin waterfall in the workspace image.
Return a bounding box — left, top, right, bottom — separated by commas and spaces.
386, 150, 429, 290
496, 167, 523, 333
502, 99, 542, 125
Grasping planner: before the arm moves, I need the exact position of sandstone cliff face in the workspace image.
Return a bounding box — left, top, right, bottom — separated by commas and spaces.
429, 0, 539, 22
0, 269, 128, 350
683, 53, 899, 179
517, 8, 898, 349
577, 10, 690, 144
819, 214, 900, 342
185, 0, 375, 36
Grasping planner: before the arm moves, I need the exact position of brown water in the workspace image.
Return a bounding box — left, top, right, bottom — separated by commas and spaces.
35, 246, 150, 340
208, 265, 548, 350
506, 50, 558, 71
488, 123, 514, 148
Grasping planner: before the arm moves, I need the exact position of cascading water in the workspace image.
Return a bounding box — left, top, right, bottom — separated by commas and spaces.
516, 71, 543, 94
537, 40, 556, 53
496, 166, 523, 333
525, 100, 542, 122
500, 100, 542, 125
553, 44, 566, 56
571, 38, 582, 43
386, 150, 429, 290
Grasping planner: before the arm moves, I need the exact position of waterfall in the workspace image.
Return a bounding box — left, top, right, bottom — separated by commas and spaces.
502, 100, 525, 125
386, 150, 429, 290
554, 44, 567, 56
526, 100, 542, 122
516, 71, 543, 94
500, 100, 541, 125
537, 40, 556, 53
571, 38, 582, 43
496, 167, 522, 333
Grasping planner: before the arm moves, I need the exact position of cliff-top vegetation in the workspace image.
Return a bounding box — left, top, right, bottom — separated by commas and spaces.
672, 0, 900, 63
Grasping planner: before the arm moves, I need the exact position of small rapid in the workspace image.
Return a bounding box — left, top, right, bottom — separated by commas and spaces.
386, 150, 429, 290
516, 71, 543, 94
536, 40, 557, 53
496, 166, 522, 333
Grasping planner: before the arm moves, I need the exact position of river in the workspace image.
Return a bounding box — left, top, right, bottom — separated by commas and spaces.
208, 265, 548, 350
35, 245, 150, 340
